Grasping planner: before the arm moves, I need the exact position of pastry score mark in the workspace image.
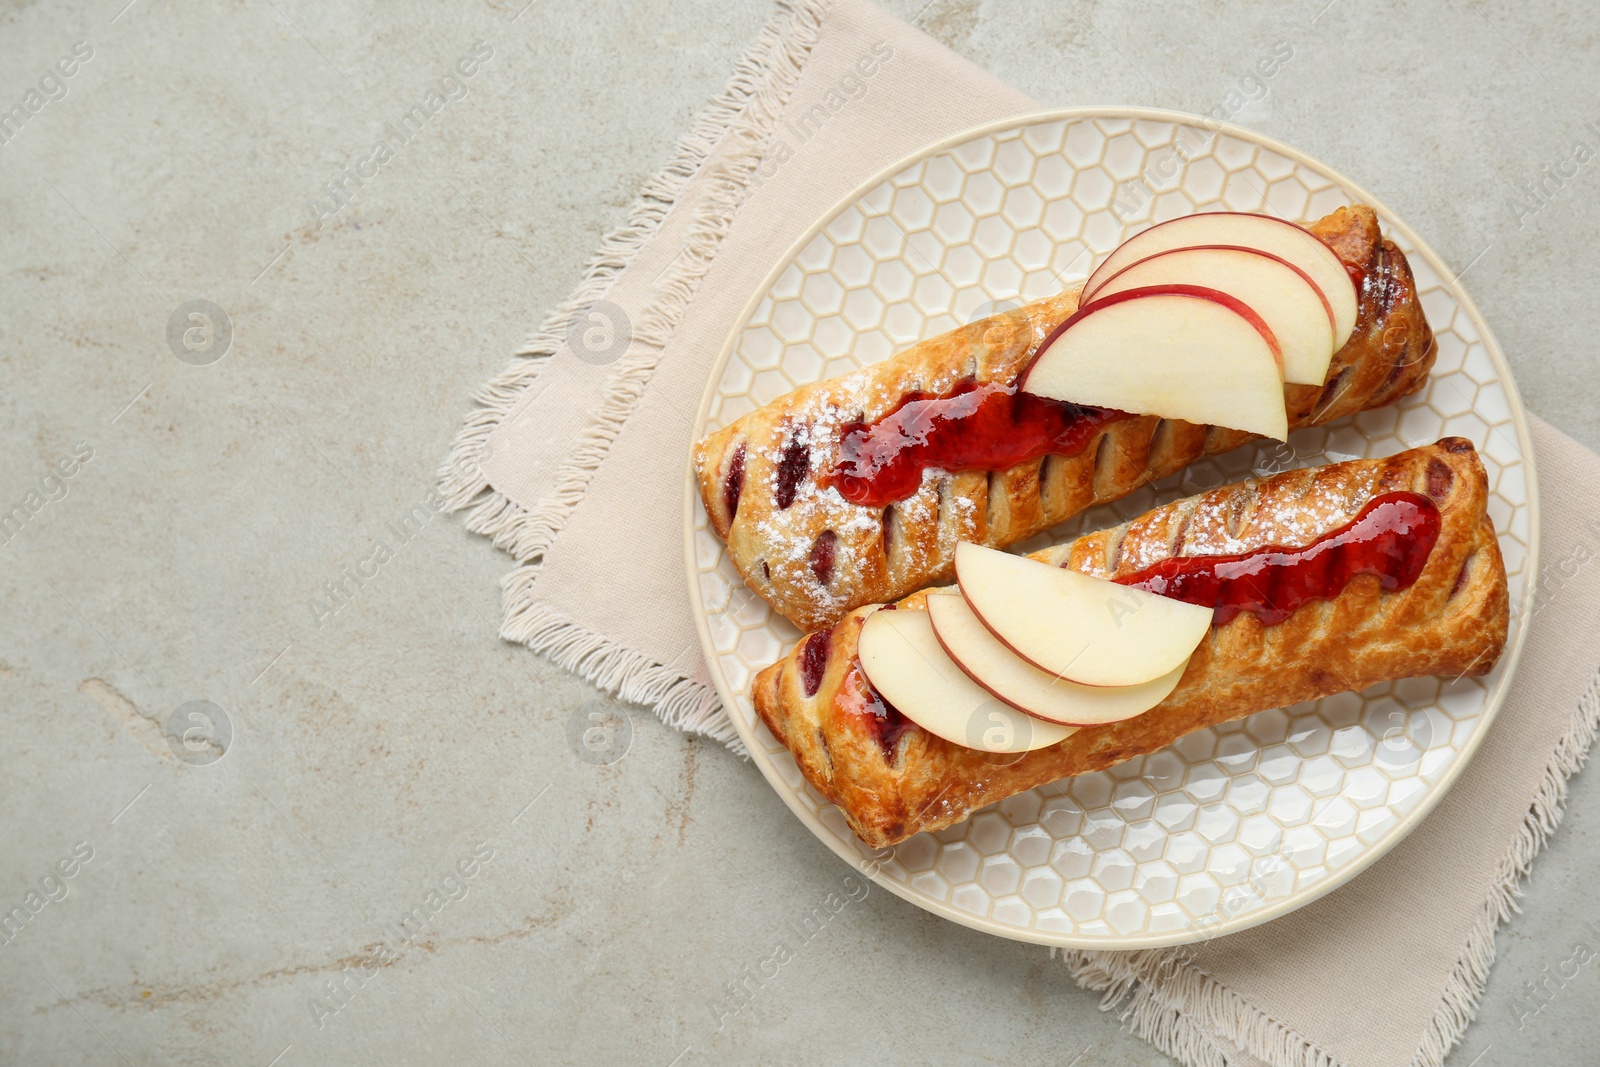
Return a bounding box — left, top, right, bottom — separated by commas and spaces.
774, 433, 810, 510
799, 629, 832, 697
720, 442, 746, 525
808, 530, 837, 586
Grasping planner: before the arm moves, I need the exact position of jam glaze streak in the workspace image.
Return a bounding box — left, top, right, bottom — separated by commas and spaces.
838, 656, 911, 763
822, 380, 1129, 509
1114, 491, 1441, 627
819, 604, 921, 764
809, 608, 911, 763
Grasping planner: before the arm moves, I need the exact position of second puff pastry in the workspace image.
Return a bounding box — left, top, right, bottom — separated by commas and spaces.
751, 439, 1508, 848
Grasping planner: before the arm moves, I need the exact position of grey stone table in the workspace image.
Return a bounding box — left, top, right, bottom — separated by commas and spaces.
1, 1, 1596, 1064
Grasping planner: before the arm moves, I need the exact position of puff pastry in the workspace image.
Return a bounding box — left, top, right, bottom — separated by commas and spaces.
751, 439, 1508, 849
696, 205, 1436, 631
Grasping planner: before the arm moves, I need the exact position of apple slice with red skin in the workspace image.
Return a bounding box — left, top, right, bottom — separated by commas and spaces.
1020, 285, 1290, 441
926, 592, 1186, 726
1082, 212, 1358, 351
1089, 245, 1337, 386
953, 542, 1211, 688
857, 607, 1076, 753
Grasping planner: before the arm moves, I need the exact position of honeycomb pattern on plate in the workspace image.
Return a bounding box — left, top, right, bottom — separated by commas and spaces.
690, 115, 1534, 947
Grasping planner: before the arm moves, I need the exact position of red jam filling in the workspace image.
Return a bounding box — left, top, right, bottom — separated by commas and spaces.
775, 436, 810, 510
822, 380, 1129, 509
800, 628, 831, 697
721, 443, 746, 520
1114, 492, 1441, 627
809, 530, 837, 587
840, 658, 911, 762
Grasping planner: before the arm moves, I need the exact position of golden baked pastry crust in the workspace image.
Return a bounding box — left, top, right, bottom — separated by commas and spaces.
751, 439, 1508, 849
696, 205, 1436, 632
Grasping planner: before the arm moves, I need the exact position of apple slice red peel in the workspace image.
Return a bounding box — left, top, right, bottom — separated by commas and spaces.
1020, 284, 1290, 441
1088, 244, 1337, 386
926, 592, 1186, 726
1081, 211, 1358, 351
952, 543, 1212, 688
857, 607, 1076, 753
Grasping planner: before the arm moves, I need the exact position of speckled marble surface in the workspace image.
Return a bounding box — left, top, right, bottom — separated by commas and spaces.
0, 1, 1596, 1065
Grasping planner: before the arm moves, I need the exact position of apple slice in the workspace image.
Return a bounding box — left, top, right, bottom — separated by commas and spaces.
926, 593, 1186, 726
1089, 245, 1336, 386
954, 542, 1211, 687
1020, 286, 1289, 440
1082, 213, 1358, 351
858, 607, 1076, 753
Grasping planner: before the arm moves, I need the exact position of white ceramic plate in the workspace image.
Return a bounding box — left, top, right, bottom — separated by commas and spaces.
683, 109, 1538, 948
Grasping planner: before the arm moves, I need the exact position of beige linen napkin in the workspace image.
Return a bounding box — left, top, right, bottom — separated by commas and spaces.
439, 2, 1600, 1064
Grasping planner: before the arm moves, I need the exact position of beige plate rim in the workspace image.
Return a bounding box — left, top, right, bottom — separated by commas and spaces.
680, 106, 1540, 949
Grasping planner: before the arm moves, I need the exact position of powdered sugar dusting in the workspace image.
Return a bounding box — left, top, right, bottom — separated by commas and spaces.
737, 358, 982, 619
1141, 469, 1371, 567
